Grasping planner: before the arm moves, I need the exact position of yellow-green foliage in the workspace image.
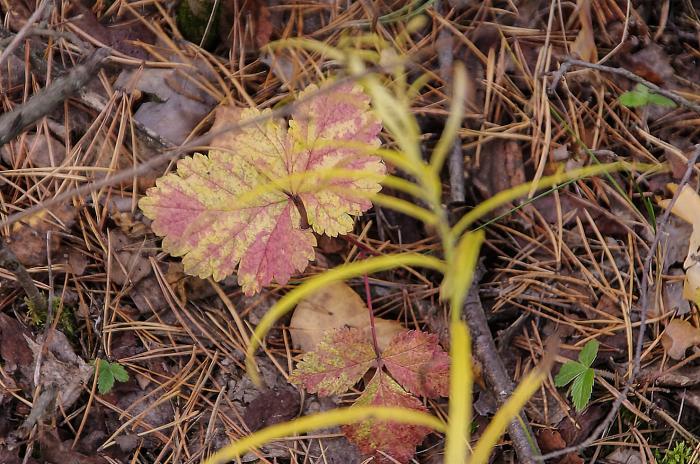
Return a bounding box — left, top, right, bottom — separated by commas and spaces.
204, 23, 634, 464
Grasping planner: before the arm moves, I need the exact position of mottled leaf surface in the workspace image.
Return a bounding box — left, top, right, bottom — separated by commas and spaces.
291, 326, 449, 463
342, 371, 430, 464
382, 330, 449, 398
140, 83, 383, 294
290, 327, 376, 396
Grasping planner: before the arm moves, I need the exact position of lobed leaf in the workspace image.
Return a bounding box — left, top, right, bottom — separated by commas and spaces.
647, 92, 677, 107
577, 339, 599, 367
342, 371, 431, 464
619, 84, 677, 109
554, 361, 586, 387
290, 327, 376, 396
571, 367, 595, 411
97, 360, 115, 395
140, 83, 384, 295
96, 360, 129, 395
382, 330, 449, 398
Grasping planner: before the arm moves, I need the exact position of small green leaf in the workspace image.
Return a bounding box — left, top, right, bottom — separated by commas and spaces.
647, 93, 677, 107
110, 363, 130, 383
97, 360, 115, 395
577, 340, 599, 367
619, 89, 649, 107
619, 83, 677, 109
554, 361, 586, 387
96, 359, 129, 394
571, 367, 595, 411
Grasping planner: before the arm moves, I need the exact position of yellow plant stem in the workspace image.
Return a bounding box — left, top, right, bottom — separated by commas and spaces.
245, 253, 446, 384
444, 321, 472, 463
202, 406, 446, 464
450, 162, 631, 239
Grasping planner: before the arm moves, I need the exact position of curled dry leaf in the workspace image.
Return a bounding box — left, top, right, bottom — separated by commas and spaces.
140, 83, 384, 294
288, 282, 403, 353
658, 184, 700, 305
114, 51, 217, 145
661, 319, 700, 360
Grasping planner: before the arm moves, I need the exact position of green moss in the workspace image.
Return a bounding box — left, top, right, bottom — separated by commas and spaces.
26, 295, 77, 337
176, 0, 219, 49
656, 442, 693, 464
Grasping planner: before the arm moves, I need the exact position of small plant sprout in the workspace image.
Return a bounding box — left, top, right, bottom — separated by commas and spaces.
656, 441, 694, 464
618, 83, 677, 108
554, 339, 599, 411
95, 359, 129, 394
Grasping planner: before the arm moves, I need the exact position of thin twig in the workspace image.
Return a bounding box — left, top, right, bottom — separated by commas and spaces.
0, 48, 111, 146
0, 240, 46, 314
0, 0, 50, 67
538, 146, 700, 461
437, 1, 465, 205
548, 58, 700, 115
463, 265, 541, 463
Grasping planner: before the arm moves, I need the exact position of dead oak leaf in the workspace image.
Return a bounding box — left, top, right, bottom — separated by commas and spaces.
140, 83, 384, 295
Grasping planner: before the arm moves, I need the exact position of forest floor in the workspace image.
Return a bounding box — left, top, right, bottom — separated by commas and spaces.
1, 0, 700, 463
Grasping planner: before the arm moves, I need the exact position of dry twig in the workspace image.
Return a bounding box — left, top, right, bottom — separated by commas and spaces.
436, 1, 465, 204
549, 58, 700, 115
0, 48, 110, 146
463, 265, 541, 463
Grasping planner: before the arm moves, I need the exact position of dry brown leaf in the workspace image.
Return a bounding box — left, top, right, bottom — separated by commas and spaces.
23, 331, 93, 409
114, 49, 216, 145
108, 230, 153, 286
473, 140, 526, 218
661, 319, 700, 360
7, 203, 75, 267
659, 184, 700, 308
605, 449, 642, 464
571, 0, 597, 62
1, 133, 66, 168
289, 282, 403, 353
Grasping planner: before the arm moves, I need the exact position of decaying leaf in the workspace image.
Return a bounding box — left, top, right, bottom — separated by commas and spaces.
23, 330, 94, 409
140, 83, 384, 295
7, 203, 75, 267
291, 327, 376, 396
571, 0, 597, 62
382, 330, 449, 398
114, 50, 217, 145
661, 319, 700, 360
291, 326, 449, 463
289, 282, 403, 353
658, 184, 700, 306
1, 133, 66, 168
342, 371, 430, 464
